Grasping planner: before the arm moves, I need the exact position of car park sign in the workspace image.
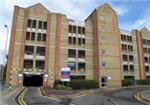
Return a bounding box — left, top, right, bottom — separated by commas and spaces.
61, 67, 71, 82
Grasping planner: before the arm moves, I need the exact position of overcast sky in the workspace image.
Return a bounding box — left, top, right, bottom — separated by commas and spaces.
0, 0, 150, 64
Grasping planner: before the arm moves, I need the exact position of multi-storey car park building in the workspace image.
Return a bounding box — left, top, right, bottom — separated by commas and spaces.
6, 3, 150, 88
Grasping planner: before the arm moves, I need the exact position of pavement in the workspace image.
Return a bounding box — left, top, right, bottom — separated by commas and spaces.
141, 90, 150, 103
0, 84, 22, 105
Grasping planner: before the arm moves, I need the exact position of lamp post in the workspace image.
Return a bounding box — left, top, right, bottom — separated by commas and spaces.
1, 25, 9, 84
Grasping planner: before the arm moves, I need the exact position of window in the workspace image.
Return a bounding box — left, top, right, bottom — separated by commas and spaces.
32, 20, 36, 28
43, 21, 47, 29
78, 50, 85, 58
27, 19, 32, 28
37, 33, 46, 42
36, 60, 44, 69
101, 37, 106, 43
31, 32, 35, 40
26, 32, 35, 41
73, 26, 76, 33
38, 21, 42, 29
68, 62, 76, 70
78, 27, 81, 34
82, 27, 85, 34
69, 25, 72, 33
99, 26, 105, 31
99, 15, 105, 21
73, 37, 76, 44
123, 65, 128, 72
143, 39, 147, 45
78, 38, 81, 45
145, 66, 149, 72
130, 65, 134, 72
143, 48, 147, 53
25, 46, 34, 55
26, 32, 30, 40
101, 62, 106, 68
78, 63, 85, 71
82, 38, 85, 45
68, 49, 76, 58
121, 34, 126, 41
68, 37, 72, 44
129, 55, 134, 62
144, 57, 148, 63
36, 47, 45, 56
123, 55, 128, 61
24, 60, 33, 68
101, 49, 106, 55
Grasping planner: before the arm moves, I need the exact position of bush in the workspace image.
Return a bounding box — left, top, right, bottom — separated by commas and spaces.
70, 80, 99, 89
122, 79, 135, 86
122, 79, 150, 86
54, 80, 62, 86
136, 79, 150, 85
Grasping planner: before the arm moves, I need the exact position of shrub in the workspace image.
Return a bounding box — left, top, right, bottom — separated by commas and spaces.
122, 79, 135, 86
54, 80, 62, 87
70, 80, 99, 89
136, 79, 150, 85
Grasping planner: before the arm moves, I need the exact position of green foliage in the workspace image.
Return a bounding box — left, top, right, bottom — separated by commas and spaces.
70, 80, 99, 89
122, 79, 150, 86
122, 79, 135, 86
136, 79, 150, 85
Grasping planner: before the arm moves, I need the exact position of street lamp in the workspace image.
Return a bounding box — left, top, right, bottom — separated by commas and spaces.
1, 25, 9, 84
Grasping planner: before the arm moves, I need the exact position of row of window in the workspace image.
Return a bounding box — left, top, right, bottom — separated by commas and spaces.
25, 46, 45, 56
68, 37, 85, 45
145, 66, 150, 72
143, 47, 150, 54
122, 44, 133, 52
121, 34, 132, 42
69, 25, 85, 34
27, 19, 47, 29
123, 55, 134, 62
26, 32, 46, 42
143, 39, 150, 46
68, 49, 85, 58
123, 65, 134, 72
68, 62, 86, 71
24, 60, 44, 69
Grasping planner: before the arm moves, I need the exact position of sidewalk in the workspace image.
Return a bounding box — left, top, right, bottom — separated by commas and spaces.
0, 86, 22, 105
141, 90, 150, 103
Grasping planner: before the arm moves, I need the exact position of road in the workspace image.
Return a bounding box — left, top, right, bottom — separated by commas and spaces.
22, 87, 150, 105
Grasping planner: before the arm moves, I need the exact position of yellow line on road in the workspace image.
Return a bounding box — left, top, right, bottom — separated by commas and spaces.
134, 92, 150, 105
18, 88, 27, 105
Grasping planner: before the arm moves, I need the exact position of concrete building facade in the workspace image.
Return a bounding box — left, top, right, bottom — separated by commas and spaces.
6, 3, 150, 88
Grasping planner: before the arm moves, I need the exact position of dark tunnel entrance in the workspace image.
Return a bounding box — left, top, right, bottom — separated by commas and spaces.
23, 73, 43, 87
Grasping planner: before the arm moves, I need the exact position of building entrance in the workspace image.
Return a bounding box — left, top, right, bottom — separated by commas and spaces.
23, 73, 43, 87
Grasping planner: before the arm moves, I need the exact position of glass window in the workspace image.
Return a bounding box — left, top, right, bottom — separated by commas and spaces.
101, 37, 106, 43
68, 37, 72, 44
73, 37, 76, 44
25, 45, 34, 55
82, 27, 85, 34
78, 63, 85, 71
123, 65, 128, 72
82, 38, 85, 45
123, 55, 128, 61
43, 21, 47, 29
38, 21, 42, 29
73, 26, 76, 33
99, 15, 105, 21
69, 25, 72, 33
24, 60, 33, 69
68, 49, 76, 58
26, 32, 30, 40
78, 50, 85, 58
36, 47, 45, 56
68, 62, 76, 70
31, 32, 35, 41
78, 38, 81, 45
101, 62, 107, 68
101, 49, 106, 55
27, 19, 32, 28
37, 33, 42, 41
42, 34, 46, 41
32, 20, 36, 28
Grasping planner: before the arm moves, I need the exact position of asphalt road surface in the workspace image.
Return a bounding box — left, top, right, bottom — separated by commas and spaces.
23, 87, 150, 105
